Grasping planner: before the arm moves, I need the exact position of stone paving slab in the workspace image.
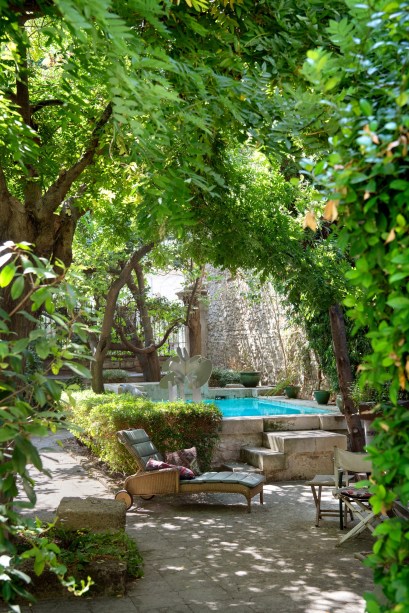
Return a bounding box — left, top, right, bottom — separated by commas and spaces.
7, 430, 374, 613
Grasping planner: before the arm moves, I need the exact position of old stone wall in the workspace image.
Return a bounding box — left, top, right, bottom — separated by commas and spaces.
205, 270, 318, 388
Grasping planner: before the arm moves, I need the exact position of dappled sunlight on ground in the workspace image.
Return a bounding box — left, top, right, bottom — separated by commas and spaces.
16, 433, 374, 613
124, 482, 373, 612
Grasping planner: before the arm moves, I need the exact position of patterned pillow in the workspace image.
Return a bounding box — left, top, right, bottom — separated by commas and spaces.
340, 488, 372, 499
165, 447, 201, 475
145, 458, 195, 480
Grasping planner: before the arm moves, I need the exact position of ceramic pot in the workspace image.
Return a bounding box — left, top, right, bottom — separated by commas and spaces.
313, 390, 330, 405
284, 385, 300, 399
239, 371, 261, 388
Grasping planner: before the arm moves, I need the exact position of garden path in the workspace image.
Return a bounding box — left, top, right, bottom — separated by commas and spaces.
12, 430, 374, 613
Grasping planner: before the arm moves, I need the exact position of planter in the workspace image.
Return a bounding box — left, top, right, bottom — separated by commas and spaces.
239, 371, 261, 388
284, 385, 300, 399
313, 390, 330, 405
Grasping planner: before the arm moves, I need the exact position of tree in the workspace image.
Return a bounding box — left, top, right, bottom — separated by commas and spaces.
71, 214, 204, 390
0, 0, 347, 339
299, 2, 409, 609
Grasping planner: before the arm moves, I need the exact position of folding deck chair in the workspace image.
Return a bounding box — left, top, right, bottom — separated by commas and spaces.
114, 429, 265, 513
333, 446, 379, 546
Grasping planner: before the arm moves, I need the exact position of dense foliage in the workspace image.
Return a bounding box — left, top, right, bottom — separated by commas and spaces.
189, 148, 355, 387
301, 2, 409, 610
0, 242, 92, 608
208, 368, 241, 388
68, 391, 222, 473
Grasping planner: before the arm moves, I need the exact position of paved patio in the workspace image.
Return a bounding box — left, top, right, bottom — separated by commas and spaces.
11, 431, 374, 612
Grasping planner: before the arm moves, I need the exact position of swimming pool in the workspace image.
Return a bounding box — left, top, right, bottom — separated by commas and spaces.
205, 397, 333, 418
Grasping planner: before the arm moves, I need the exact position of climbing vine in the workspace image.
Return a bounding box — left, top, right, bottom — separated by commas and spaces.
302, 2, 409, 610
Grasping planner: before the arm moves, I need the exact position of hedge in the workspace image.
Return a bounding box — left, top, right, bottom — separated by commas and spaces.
67, 391, 222, 473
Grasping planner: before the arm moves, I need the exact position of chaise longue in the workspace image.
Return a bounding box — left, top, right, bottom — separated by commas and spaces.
114, 429, 265, 513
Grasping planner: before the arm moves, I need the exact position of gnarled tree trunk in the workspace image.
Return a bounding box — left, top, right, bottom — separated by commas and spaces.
329, 304, 366, 451
0, 10, 113, 339
91, 243, 154, 393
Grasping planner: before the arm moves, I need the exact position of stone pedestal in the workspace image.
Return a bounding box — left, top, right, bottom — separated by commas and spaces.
56, 497, 126, 532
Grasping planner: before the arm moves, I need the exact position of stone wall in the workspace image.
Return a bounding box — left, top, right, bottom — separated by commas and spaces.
205, 270, 318, 388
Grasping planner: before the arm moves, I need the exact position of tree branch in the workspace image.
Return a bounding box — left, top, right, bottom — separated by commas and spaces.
31, 99, 64, 114
40, 103, 113, 217
115, 317, 183, 354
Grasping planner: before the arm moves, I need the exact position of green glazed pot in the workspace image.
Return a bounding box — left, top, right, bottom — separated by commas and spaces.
239, 371, 261, 388
284, 385, 300, 399
313, 390, 330, 405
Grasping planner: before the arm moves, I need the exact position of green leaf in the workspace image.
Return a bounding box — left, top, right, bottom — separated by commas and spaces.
386, 297, 409, 309
359, 99, 373, 116
396, 92, 409, 107
64, 362, 91, 378
0, 264, 17, 288
390, 179, 409, 191
10, 275, 25, 300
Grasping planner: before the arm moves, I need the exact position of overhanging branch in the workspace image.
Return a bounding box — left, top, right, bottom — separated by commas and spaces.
40, 103, 113, 217
31, 99, 64, 114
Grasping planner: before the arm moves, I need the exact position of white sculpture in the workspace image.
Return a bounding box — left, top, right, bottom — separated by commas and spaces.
159, 347, 212, 402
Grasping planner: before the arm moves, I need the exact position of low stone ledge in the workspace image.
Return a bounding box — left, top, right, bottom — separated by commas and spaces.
220, 417, 264, 435
56, 497, 126, 533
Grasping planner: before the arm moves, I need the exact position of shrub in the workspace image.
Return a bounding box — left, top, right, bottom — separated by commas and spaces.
102, 369, 129, 382
16, 526, 143, 593
208, 367, 241, 388
68, 391, 222, 472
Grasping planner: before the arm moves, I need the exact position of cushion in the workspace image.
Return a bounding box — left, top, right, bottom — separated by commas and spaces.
189, 471, 265, 487
145, 458, 195, 480
340, 487, 372, 500
165, 446, 201, 475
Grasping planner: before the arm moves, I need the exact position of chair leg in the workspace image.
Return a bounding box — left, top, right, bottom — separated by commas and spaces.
247, 495, 251, 513
337, 511, 376, 546
260, 490, 264, 505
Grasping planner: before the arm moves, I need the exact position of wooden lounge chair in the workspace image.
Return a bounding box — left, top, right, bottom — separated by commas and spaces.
114, 429, 265, 513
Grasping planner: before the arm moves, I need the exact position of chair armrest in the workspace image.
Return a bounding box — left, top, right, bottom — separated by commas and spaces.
124, 468, 180, 496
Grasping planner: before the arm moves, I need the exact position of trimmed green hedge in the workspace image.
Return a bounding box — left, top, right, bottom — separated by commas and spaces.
102, 369, 129, 382
68, 391, 222, 473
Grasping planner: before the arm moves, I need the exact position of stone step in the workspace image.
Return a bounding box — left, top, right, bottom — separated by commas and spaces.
220, 461, 263, 474
263, 430, 346, 454
240, 447, 286, 472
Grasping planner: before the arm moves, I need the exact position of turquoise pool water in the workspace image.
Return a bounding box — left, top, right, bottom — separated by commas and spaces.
205, 397, 333, 418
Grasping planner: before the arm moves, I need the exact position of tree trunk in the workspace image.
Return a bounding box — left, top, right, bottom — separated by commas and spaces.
91, 352, 106, 394
144, 351, 162, 381
329, 304, 366, 451
91, 243, 154, 393
0, 36, 112, 345
188, 306, 201, 357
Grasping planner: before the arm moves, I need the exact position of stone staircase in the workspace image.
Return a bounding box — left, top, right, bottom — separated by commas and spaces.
240, 429, 346, 481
